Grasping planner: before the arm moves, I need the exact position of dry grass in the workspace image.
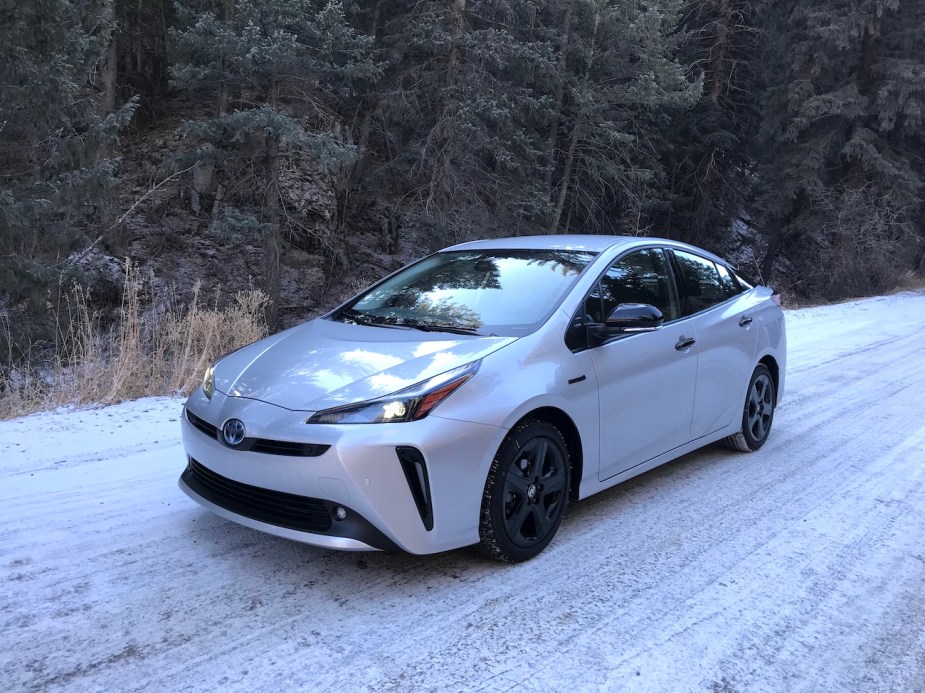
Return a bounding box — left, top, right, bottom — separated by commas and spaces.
891, 270, 925, 293
0, 262, 268, 420
779, 270, 925, 311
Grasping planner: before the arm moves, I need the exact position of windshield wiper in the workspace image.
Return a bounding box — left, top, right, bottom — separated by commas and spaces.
340, 311, 484, 336
399, 322, 483, 336
340, 310, 403, 329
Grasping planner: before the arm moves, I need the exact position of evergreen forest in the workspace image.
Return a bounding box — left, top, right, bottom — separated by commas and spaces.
2, 0, 924, 353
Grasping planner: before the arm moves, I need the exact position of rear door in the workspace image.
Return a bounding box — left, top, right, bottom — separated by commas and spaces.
669, 250, 760, 439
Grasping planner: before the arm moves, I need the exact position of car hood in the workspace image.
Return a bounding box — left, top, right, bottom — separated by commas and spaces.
213, 318, 517, 411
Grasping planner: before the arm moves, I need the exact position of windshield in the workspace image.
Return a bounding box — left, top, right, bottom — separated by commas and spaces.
332, 249, 598, 336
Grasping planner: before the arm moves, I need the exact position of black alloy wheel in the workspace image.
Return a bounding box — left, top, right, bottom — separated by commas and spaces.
723, 364, 776, 452
479, 419, 570, 562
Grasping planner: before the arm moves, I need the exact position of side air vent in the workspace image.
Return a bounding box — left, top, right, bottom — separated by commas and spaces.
396, 446, 434, 531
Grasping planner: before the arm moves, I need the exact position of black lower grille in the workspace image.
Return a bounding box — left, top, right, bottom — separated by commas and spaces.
182, 459, 402, 551
185, 458, 332, 533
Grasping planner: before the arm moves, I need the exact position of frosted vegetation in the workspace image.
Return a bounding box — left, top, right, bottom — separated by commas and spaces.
0, 264, 267, 419
1, 1, 923, 415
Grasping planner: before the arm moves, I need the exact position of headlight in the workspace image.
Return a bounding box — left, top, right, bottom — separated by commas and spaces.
202, 364, 215, 400
307, 361, 480, 424
200, 344, 252, 400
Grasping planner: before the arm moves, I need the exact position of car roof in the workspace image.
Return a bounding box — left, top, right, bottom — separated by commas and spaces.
445, 234, 630, 253
444, 235, 728, 264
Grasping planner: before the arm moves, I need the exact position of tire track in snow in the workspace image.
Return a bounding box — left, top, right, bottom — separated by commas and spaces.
2, 293, 925, 692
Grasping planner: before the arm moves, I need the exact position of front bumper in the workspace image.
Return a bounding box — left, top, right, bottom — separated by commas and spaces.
179, 458, 398, 551
179, 389, 505, 554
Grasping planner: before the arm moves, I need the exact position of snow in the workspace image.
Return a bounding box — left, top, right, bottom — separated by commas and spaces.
2, 291, 925, 692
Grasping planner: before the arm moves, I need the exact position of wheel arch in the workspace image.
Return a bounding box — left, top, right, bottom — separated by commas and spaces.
758, 354, 780, 404
510, 406, 583, 501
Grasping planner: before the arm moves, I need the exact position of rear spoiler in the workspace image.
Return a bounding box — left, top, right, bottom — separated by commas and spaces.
732, 266, 781, 305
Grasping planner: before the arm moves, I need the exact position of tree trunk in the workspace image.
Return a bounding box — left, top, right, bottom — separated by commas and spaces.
545, 0, 575, 194
689, 0, 735, 244
262, 79, 282, 330
548, 120, 581, 234
760, 218, 781, 283
706, 0, 732, 109
116, 0, 172, 119
263, 131, 281, 330
100, 0, 118, 114
857, 12, 882, 98
217, 0, 236, 116
433, 0, 467, 222
447, 0, 466, 88
349, 0, 382, 187
548, 8, 599, 233
840, 10, 883, 188
690, 149, 718, 245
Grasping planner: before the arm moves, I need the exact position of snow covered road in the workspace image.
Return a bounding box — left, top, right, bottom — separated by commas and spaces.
2, 291, 925, 692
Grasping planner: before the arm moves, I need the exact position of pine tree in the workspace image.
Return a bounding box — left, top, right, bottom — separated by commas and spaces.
0, 0, 135, 345
545, 0, 700, 234
172, 0, 378, 327
365, 0, 557, 245
656, 0, 761, 247
356, 0, 698, 243
752, 0, 925, 297
112, 0, 173, 117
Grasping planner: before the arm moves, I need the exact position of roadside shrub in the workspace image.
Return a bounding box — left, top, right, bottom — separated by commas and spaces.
787, 186, 917, 300
0, 262, 268, 419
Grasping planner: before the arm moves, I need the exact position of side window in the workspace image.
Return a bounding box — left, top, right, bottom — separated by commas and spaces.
583, 285, 604, 324
599, 249, 679, 322
672, 250, 730, 316
715, 264, 740, 298
733, 271, 753, 291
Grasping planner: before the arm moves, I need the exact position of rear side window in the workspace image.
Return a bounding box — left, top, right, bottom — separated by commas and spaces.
733, 271, 754, 290
672, 250, 730, 316
715, 264, 741, 298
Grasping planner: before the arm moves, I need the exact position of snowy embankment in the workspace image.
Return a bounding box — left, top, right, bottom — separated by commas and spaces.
2, 291, 924, 692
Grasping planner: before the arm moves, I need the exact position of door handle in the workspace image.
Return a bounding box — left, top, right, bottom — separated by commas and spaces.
739, 316, 753, 327
675, 337, 696, 351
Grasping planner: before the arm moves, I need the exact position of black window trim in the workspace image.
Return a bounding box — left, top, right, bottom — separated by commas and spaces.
665, 249, 748, 320
564, 244, 682, 353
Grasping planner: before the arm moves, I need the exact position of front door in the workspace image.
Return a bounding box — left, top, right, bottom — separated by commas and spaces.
583, 249, 699, 482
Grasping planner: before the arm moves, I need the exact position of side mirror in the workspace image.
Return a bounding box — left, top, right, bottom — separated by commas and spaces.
606, 303, 663, 332
591, 303, 663, 344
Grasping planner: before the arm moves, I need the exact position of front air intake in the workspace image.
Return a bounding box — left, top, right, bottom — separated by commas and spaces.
185, 458, 332, 532
396, 446, 434, 531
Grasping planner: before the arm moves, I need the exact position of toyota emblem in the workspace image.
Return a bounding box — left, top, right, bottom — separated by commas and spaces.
221, 418, 246, 447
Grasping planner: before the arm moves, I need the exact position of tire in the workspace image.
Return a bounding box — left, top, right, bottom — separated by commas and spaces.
479, 419, 570, 562
722, 364, 776, 452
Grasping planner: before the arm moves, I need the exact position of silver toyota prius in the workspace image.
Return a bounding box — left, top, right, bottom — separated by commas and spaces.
179, 235, 786, 561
